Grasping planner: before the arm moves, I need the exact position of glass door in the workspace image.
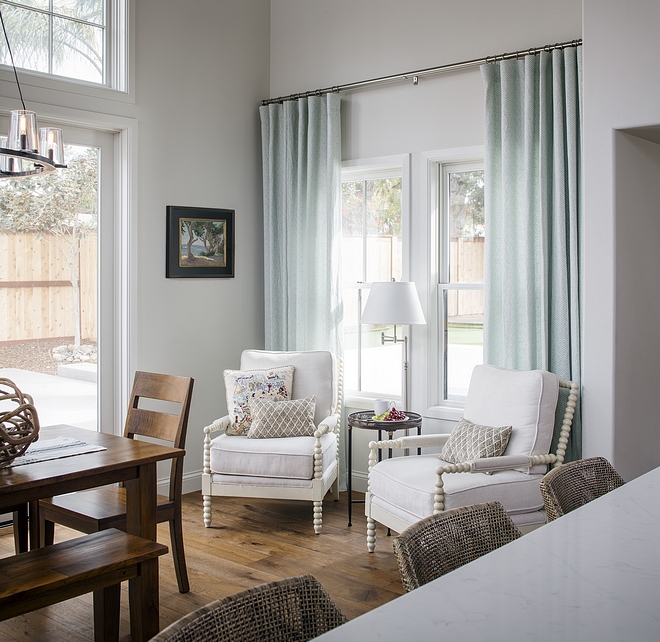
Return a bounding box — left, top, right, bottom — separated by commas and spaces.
0, 124, 115, 432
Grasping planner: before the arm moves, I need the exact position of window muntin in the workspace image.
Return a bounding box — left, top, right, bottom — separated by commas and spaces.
342, 169, 403, 397
440, 163, 484, 401
0, 0, 107, 85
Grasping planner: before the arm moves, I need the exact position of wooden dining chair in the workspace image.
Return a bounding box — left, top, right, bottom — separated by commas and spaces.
10, 504, 28, 553
39, 371, 194, 593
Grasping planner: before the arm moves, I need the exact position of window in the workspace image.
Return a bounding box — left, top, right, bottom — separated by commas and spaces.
438, 161, 484, 401
342, 162, 406, 399
0, 0, 125, 88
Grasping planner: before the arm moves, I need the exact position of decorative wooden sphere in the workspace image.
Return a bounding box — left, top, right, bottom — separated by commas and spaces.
0, 378, 40, 468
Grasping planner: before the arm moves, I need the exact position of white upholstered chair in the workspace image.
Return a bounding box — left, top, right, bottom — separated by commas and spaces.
202, 350, 342, 534
365, 364, 579, 552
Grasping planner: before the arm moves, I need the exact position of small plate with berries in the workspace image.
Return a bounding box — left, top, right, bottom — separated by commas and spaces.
371, 408, 408, 422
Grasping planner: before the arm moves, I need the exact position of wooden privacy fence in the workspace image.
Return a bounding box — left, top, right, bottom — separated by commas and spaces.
447, 237, 484, 320
0, 232, 97, 344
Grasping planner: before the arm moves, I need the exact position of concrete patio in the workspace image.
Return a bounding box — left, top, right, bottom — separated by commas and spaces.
0, 368, 97, 431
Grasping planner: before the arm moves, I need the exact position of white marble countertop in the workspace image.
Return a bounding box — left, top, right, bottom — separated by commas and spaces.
315, 466, 660, 641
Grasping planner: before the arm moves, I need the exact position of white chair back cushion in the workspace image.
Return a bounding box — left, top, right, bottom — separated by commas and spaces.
463, 365, 559, 469
240, 350, 337, 426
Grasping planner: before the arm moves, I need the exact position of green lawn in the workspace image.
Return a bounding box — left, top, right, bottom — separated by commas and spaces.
447, 324, 483, 346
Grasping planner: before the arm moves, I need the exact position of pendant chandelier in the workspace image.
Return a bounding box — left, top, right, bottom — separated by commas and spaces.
0, 10, 65, 178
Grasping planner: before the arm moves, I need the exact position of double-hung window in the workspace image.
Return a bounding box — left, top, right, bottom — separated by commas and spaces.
0, 0, 126, 89
341, 159, 407, 400
438, 161, 485, 401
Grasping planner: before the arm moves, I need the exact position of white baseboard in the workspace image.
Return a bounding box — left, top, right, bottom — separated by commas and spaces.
351, 470, 368, 494
158, 469, 202, 496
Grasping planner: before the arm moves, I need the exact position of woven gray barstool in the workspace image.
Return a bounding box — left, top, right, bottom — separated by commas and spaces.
148, 574, 346, 642
540, 456, 625, 521
392, 501, 522, 593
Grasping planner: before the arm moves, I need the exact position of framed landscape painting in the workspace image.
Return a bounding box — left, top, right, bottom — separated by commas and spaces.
166, 206, 235, 278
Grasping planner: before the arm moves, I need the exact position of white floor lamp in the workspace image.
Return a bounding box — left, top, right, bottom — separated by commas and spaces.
361, 281, 426, 411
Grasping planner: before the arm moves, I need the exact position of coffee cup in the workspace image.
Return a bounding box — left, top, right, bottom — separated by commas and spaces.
374, 399, 395, 416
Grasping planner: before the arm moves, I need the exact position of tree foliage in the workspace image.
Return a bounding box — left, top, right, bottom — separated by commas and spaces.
0, 1, 104, 82
342, 177, 402, 237
449, 170, 484, 238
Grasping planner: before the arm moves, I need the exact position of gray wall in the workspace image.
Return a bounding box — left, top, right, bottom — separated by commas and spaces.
270, 0, 582, 489
583, 0, 660, 480
132, 1, 270, 489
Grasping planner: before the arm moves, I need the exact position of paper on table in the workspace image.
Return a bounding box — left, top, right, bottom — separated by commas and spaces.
10, 436, 106, 466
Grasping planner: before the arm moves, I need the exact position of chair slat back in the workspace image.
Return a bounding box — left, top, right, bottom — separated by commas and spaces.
124, 371, 194, 502
125, 372, 193, 444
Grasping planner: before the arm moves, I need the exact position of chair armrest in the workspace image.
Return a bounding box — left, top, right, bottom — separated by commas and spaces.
430, 452, 558, 513
203, 416, 231, 476
470, 453, 557, 473
317, 415, 339, 432
435, 452, 558, 475
369, 433, 451, 451
204, 415, 231, 436
367, 434, 451, 471
435, 454, 557, 475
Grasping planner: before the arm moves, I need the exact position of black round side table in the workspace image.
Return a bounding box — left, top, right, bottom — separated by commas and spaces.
346, 410, 422, 527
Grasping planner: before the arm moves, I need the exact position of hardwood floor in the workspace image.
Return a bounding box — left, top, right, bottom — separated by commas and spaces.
0, 491, 404, 640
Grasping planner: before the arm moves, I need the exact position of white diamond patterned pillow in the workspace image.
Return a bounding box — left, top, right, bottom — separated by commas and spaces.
441, 417, 512, 464
223, 365, 294, 436
247, 395, 317, 439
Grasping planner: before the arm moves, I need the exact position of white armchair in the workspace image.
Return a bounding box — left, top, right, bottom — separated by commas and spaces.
365, 364, 579, 552
202, 350, 342, 534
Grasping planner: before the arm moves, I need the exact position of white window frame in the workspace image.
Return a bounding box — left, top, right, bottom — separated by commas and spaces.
424, 146, 484, 421
0, 0, 132, 102
341, 154, 410, 409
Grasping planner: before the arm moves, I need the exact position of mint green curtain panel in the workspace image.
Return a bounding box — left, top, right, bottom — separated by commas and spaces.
259, 94, 343, 356
481, 46, 582, 461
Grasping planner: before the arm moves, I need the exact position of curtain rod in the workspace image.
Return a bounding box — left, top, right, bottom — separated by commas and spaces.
261, 38, 582, 106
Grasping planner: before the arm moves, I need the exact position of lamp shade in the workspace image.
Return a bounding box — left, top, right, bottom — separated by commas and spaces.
38, 128, 64, 164
361, 281, 426, 325
8, 110, 38, 152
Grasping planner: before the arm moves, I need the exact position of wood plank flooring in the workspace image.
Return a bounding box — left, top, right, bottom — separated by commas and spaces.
0, 491, 404, 640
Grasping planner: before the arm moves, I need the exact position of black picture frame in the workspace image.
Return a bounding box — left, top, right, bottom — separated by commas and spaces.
166, 206, 235, 278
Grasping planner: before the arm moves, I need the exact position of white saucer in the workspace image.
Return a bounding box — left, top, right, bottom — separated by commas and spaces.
371, 415, 409, 422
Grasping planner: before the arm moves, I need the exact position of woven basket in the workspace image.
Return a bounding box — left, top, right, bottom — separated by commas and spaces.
0, 378, 40, 468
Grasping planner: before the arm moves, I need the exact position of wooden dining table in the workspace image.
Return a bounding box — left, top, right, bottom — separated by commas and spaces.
0, 424, 184, 642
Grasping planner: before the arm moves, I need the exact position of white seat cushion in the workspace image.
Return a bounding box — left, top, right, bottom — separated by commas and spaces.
463, 365, 559, 474
240, 350, 336, 426
210, 432, 337, 480
369, 454, 544, 526
211, 462, 337, 489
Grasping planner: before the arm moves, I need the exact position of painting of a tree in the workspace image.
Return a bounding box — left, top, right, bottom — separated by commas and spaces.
0, 147, 98, 347
179, 219, 226, 267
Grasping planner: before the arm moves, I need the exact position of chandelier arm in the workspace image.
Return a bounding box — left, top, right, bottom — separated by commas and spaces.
0, 10, 27, 111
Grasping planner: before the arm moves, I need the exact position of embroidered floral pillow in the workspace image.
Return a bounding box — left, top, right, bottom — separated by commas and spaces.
223, 365, 294, 436
441, 417, 512, 464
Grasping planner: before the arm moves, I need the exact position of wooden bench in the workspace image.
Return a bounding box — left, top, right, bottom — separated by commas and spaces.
0, 528, 168, 642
